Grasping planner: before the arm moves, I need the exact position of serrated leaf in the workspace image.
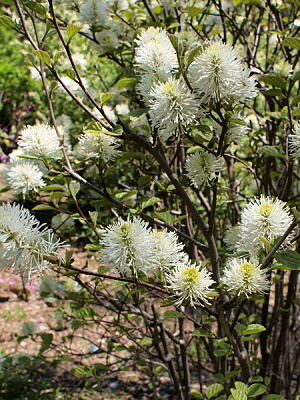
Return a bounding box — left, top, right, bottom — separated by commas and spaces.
153, 211, 173, 225
26, 2, 48, 17
111, 124, 123, 136
0, 16, 16, 30
66, 23, 82, 42
192, 328, 212, 337
42, 184, 65, 191
83, 121, 103, 133
206, 383, 224, 399
130, 108, 148, 121
247, 384, 267, 397
163, 310, 184, 319
282, 37, 300, 49
160, 297, 178, 307
100, 92, 114, 105
141, 197, 161, 210
33, 50, 51, 67
63, 68, 77, 81
32, 204, 56, 211
258, 146, 285, 158
274, 250, 300, 270
88, 211, 98, 226
189, 391, 204, 399
242, 324, 266, 335
139, 337, 153, 346
184, 6, 203, 17
68, 182, 80, 198
117, 78, 139, 90
259, 74, 286, 90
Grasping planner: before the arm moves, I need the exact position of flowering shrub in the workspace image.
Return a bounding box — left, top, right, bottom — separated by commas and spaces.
1, 0, 300, 398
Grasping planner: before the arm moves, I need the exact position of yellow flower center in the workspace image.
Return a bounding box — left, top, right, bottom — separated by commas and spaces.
182, 267, 199, 284
240, 263, 256, 279
259, 204, 273, 218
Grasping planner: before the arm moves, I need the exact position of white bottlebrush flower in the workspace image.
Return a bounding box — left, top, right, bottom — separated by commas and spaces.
5, 159, 45, 197
0, 203, 61, 281
51, 213, 75, 234
221, 258, 270, 297
76, 131, 120, 162
152, 229, 186, 270
185, 151, 225, 186
238, 196, 293, 255
148, 78, 200, 139
79, 0, 109, 27
188, 40, 257, 104
175, 31, 199, 52
165, 260, 215, 307
100, 216, 159, 276
18, 124, 61, 159
137, 70, 171, 102
135, 27, 178, 75
94, 29, 120, 52
224, 225, 242, 253
289, 122, 300, 158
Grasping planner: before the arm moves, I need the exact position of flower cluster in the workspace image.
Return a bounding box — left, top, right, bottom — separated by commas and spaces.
225, 196, 293, 258
221, 258, 269, 297
289, 122, 300, 158
5, 159, 45, 197
18, 124, 61, 160
100, 216, 216, 306
188, 40, 257, 104
79, 0, 109, 28
165, 261, 215, 307
76, 130, 120, 162
185, 151, 225, 186
0, 203, 62, 281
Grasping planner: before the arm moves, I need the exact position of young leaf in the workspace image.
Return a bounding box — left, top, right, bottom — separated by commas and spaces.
26, 1, 48, 17
282, 37, 300, 49
117, 78, 139, 90
141, 197, 161, 210
242, 324, 266, 335
33, 50, 51, 66
66, 23, 82, 42
247, 384, 267, 397
206, 383, 224, 399
0, 16, 16, 30
32, 204, 56, 211
192, 328, 212, 337
100, 92, 115, 105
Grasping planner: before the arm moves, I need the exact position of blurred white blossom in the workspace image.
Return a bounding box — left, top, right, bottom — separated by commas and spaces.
289, 122, 300, 158
185, 151, 225, 186
79, 0, 109, 27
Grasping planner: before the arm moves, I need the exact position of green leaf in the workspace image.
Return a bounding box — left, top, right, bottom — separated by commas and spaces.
274, 250, 300, 270
32, 204, 56, 211
189, 391, 204, 399
83, 121, 103, 133
262, 89, 283, 97
117, 78, 139, 90
68, 182, 80, 198
138, 175, 151, 186
247, 384, 267, 397
53, 51, 64, 64
168, 34, 183, 56
32, 50, 51, 67
89, 211, 98, 226
183, 6, 203, 17
244, 0, 262, 5
186, 45, 202, 68
100, 92, 114, 105
66, 23, 82, 42
192, 328, 212, 337
259, 74, 286, 90
262, 395, 286, 400
153, 211, 174, 225
130, 108, 148, 121
63, 68, 77, 81
0, 16, 16, 30
163, 310, 184, 319
115, 190, 138, 201
141, 197, 161, 210
111, 124, 123, 136
139, 337, 153, 346
206, 384, 224, 399
229, 118, 247, 127
242, 324, 266, 335
42, 184, 65, 191
160, 297, 178, 307
258, 145, 285, 159
282, 37, 300, 50
26, 1, 48, 17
